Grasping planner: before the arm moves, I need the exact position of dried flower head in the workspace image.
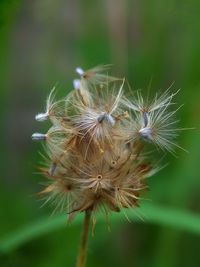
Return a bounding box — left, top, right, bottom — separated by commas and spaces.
32, 65, 182, 225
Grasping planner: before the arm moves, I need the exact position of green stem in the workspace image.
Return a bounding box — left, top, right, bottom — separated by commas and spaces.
75, 211, 91, 267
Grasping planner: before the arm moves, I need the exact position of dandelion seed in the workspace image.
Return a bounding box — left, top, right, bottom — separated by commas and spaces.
32, 133, 47, 141
73, 79, 81, 90
76, 67, 84, 76
34, 86, 59, 123
97, 113, 115, 126
49, 162, 57, 176
123, 88, 182, 152
139, 127, 153, 139
142, 112, 149, 127
35, 112, 49, 122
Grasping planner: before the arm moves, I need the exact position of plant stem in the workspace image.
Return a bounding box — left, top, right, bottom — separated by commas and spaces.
76, 210, 91, 267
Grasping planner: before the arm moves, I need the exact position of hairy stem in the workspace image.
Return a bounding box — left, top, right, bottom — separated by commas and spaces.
75, 210, 91, 267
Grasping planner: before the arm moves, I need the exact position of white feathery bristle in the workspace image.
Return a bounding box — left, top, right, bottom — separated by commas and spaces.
31, 133, 47, 141
35, 112, 49, 122
139, 127, 152, 139
76, 67, 84, 76
73, 79, 81, 90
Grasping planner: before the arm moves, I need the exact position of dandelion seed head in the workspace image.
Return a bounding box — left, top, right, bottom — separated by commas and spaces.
32, 65, 184, 224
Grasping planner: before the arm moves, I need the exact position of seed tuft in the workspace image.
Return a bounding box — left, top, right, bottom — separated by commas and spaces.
32, 65, 183, 223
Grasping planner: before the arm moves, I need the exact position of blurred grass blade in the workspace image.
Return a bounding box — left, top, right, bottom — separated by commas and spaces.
1, 203, 200, 254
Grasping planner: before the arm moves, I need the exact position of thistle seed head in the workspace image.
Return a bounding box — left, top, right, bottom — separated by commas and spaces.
32, 65, 183, 223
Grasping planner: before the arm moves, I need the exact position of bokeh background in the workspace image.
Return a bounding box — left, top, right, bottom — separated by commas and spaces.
0, 0, 200, 267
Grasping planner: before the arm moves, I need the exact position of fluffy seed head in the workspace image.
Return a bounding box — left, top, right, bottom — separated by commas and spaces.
32, 65, 183, 224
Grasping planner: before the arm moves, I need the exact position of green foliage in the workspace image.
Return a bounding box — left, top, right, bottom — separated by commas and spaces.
0, 0, 200, 267
1, 203, 200, 254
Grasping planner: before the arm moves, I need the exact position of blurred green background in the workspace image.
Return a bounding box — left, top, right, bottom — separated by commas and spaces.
0, 0, 200, 267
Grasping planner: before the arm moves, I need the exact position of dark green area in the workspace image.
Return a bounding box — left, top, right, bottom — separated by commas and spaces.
0, 1, 199, 267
